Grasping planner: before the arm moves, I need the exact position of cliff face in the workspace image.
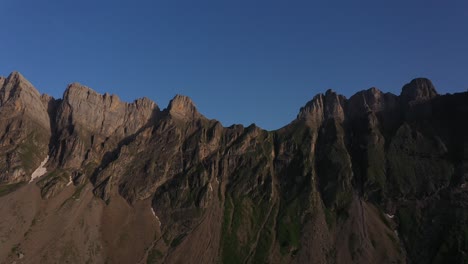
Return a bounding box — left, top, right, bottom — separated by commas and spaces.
0, 72, 51, 184
0, 72, 467, 264
52, 82, 159, 169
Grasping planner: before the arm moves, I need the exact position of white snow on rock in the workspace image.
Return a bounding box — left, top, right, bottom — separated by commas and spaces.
67, 175, 73, 186
151, 207, 162, 227
386, 213, 395, 219
29, 156, 49, 183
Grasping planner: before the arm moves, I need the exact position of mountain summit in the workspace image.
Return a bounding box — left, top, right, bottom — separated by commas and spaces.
168, 94, 201, 121
0, 72, 467, 264
401, 77, 438, 103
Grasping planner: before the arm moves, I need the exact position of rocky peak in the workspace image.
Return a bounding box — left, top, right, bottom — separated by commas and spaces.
133, 97, 156, 109
0, 72, 50, 129
401, 78, 438, 104
323, 89, 346, 121
346, 86, 400, 118
63, 82, 103, 102
8, 71, 28, 82
54, 82, 160, 169
0, 72, 467, 264
0, 71, 42, 105
0, 73, 51, 183
298, 89, 346, 127
167, 94, 200, 121
59, 82, 158, 136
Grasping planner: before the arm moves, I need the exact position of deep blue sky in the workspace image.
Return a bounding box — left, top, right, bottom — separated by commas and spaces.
1, 0, 467, 130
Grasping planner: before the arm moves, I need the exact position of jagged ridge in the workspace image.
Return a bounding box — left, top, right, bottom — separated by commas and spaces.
0, 72, 467, 264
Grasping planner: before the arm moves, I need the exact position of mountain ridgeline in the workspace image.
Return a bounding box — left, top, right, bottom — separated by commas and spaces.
0, 72, 467, 264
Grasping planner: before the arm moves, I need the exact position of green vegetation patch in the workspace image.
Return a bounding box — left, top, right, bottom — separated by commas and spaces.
324, 207, 335, 230
147, 248, 164, 264
0, 182, 24, 197
60, 183, 87, 208
38, 169, 69, 184
252, 215, 275, 263
277, 198, 302, 255
37, 169, 71, 198
18, 130, 48, 173
170, 233, 187, 248
221, 194, 271, 263
349, 232, 359, 260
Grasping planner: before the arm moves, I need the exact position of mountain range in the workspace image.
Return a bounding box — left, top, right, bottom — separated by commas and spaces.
0, 72, 467, 264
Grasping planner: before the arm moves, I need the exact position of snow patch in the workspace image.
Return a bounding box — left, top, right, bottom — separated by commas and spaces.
386, 213, 395, 219
29, 156, 49, 183
67, 175, 73, 186
151, 207, 161, 227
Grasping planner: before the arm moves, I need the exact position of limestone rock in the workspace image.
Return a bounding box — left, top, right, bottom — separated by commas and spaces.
401, 77, 438, 104
0, 73, 467, 264
167, 94, 201, 121
52, 82, 160, 169
348, 87, 398, 117
297, 89, 346, 128
0, 72, 51, 183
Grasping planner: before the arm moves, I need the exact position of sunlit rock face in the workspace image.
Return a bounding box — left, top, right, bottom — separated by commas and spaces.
0, 72, 467, 264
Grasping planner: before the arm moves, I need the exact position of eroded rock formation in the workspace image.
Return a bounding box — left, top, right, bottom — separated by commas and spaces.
0, 72, 466, 264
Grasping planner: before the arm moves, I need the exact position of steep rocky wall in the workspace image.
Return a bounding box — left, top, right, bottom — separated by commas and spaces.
0, 72, 466, 264
0, 72, 51, 183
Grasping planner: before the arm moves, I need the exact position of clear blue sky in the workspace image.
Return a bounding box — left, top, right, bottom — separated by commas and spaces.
1, 0, 467, 130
